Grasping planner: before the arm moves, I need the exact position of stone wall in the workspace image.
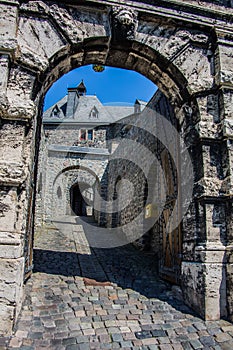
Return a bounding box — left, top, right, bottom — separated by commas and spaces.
35, 121, 110, 227
35, 146, 109, 226
43, 123, 108, 149
102, 91, 178, 257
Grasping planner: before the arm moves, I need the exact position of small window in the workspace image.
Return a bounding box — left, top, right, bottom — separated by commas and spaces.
80, 129, 86, 140
57, 186, 62, 199
51, 105, 60, 118
38, 173, 42, 194
89, 106, 98, 119
88, 130, 93, 140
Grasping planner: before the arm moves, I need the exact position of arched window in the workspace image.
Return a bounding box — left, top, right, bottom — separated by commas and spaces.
38, 173, 42, 194
51, 105, 60, 118
89, 106, 98, 118
57, 186, 62, 199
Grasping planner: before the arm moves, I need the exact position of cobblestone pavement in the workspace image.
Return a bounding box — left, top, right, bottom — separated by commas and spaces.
2, 216, 233, 349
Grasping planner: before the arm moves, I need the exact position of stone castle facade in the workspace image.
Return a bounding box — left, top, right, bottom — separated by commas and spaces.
36, 80, 146, 225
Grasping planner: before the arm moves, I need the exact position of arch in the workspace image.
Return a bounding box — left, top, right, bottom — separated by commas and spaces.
13, 2, 214, 121
38, 39, 194, 112
53, 165, 100, 187
52, 165, 100, 217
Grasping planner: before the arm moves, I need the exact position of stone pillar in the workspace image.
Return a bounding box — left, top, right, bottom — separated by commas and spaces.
217, 34, 233, 321
0, 1, 38, 335
181, 30, 233, 320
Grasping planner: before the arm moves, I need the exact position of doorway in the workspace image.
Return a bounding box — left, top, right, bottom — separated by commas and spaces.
70, 183, 87, 216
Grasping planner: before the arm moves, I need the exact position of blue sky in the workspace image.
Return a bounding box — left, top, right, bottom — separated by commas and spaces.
44, 65, 157, 111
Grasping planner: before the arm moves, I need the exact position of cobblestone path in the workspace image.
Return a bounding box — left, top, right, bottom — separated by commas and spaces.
2, 216, 233, 349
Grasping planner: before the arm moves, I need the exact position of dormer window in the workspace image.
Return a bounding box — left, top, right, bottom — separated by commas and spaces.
51, 105, 60, 118
89, 106, 99, 119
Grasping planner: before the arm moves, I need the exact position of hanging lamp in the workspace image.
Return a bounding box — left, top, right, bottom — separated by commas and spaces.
92, 64, 105, 72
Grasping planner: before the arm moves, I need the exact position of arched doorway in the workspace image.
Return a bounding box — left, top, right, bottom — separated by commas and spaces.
70, 183, 87, 216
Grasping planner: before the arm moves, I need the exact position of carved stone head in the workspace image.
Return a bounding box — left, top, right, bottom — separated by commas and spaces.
111, 6, 138, 41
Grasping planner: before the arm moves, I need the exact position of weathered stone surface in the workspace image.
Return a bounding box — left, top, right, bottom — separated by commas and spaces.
0, 0, 232, 337
17, 15, 66, 71
0, 257, 24, 336
0, 2, 17, 42
0, 186, 17, 233
218, 43, 233, 86
0, 55, 9, 93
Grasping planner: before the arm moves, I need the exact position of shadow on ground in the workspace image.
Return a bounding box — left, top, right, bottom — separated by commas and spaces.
33, 245, 196, 318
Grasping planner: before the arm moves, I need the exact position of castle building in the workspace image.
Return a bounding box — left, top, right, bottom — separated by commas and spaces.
36, 81, 146, 224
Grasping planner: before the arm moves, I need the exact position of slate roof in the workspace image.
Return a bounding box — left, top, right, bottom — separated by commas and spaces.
43, 93, 136, 124
105, 106, 135, 121
43, 96, 67, 119
73, 95, 115, 123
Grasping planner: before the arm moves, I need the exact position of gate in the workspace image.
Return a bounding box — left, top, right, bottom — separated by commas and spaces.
158, 135, 182, 284
24, 180, 34, 281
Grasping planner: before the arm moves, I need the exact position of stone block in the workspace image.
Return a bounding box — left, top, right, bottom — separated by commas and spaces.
0, 186, 17, 233
0, 232, 24, 259
0, 121, 24, 163
0, 257, 24, 336
0, 55, 9, 93
17, 16, 65, 71
218, 44, 233, 86
0, 3, 17, 41
172, 45, 213, 93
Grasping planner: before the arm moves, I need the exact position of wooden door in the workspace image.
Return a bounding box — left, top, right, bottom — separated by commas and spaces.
159, 148, 182, 284
24, 182, 34, 281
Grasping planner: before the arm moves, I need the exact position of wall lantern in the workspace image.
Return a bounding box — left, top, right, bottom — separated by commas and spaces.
92, 64, 105, 72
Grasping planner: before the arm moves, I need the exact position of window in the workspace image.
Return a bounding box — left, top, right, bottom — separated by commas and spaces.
88, 130, 93, 140
38, 173, 42, 194
80, 129, 86, 140
57, 186, 62, 199
89, 106, 98, 119
51, 105, 60, 118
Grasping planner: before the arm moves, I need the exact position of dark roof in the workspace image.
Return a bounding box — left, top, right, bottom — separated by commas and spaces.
77, 80, 86, 92
43, 94, 135, 123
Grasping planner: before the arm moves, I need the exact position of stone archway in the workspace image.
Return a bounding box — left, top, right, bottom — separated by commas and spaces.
0, 0, 233, 335
70, 183, 88, 216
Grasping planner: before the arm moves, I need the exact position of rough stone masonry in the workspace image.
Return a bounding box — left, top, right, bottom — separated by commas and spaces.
0, 0, 233, 336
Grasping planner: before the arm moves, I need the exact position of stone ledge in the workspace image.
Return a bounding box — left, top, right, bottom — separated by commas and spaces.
0, 162, 26, 186
195, 245, 227, 263
0, 39, 17, 57
0, 95, 36, 121
0, 232, 24, 259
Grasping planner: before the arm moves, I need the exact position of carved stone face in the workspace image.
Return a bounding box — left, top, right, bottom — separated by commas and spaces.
112, 6, 138, 41
116, 10, 135, 26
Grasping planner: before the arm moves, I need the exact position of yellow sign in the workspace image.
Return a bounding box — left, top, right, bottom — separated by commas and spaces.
145, 204, 157, 219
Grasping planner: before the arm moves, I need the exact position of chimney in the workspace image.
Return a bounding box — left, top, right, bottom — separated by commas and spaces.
66, 87, 78, 118
134, 99, 141, 114
66, 80, 87, 118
